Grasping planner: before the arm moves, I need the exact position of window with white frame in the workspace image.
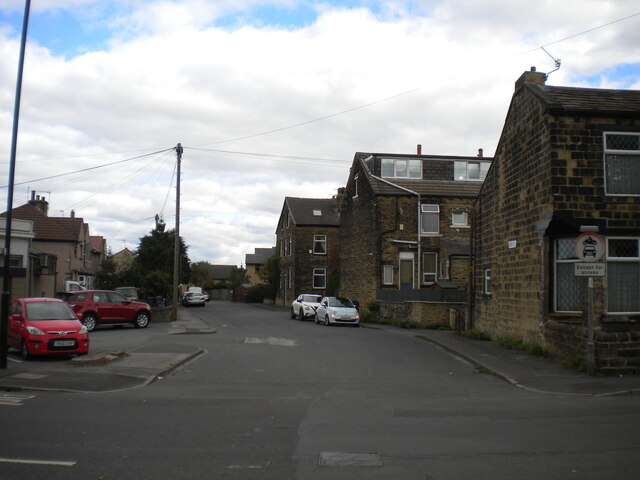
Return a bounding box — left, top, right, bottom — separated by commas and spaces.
420, 204, 439, 234
451, 207, 469, 227
381, 158, 422, 179
423, 252, 437, 284
313, 268, 326, 289
454, 161, 489, 181
604, 132, 640, 195
484, 268, 491, 295
313, 234, 327, 254
383, 265, 394, 285
553, 238, 582, 312
607, 238, 640, 313
289, 237, 293, 256
353, 174, 359, 198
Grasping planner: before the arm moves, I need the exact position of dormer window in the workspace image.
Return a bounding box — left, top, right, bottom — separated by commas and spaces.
454, 161, 489, 181
313, 209, 322, 216
381, 158, 422, 179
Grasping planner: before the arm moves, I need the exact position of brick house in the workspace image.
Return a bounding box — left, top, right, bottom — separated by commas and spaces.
1, 194, 101, 296
472, 68, 640, 374
245, 247, 275, 284
275, 196, 341, 306
340, 149, 491, 324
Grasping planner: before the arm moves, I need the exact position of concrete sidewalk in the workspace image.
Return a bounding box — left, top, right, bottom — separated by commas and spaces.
371, 324, 640, 397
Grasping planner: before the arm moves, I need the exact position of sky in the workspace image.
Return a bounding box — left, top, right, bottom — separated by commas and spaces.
1, 0, 639, 267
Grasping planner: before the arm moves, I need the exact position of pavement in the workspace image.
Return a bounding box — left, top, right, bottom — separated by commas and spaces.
1, 306, 640, 397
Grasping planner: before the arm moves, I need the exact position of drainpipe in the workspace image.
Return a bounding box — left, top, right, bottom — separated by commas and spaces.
369, 173, 421, 289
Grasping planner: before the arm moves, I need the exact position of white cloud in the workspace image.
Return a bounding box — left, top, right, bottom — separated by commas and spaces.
1, 1, 639, 265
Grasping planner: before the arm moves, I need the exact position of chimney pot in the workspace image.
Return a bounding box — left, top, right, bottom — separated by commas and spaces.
477, 148, 484, 157
417, 144, 422, 155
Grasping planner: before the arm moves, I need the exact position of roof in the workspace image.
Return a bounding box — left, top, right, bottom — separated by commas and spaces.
1, 204, 77, 241
89, 236, 105, 253
527, 83, 640, 117
204, 264, 237, 280
245, 247, 275, 265
355, 153, 485, 198
284, 197, 340, 226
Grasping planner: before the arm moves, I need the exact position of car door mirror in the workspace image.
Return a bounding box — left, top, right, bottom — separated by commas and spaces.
11, 313, 23, 322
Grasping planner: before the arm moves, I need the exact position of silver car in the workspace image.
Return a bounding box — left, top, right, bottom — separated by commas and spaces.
182, 292, 206, 307
315, 297, 360, 327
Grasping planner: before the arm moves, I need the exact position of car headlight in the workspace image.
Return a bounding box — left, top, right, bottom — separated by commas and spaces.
79, 325, 88, 334
26, 326, 45, 335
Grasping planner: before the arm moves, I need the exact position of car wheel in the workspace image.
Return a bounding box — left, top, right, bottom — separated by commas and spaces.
134, 311, 150, 328
83, 313, 98, 332
325, 315, 330, 326
20, 340, 31, 360
290, 308, 296, 319
299, 309, 304, 320
314, 313, 318, 324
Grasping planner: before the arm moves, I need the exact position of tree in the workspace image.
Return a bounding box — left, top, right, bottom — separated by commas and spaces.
227, 266, 248, 289
257, 255, 279, 300
135, 220, 190, 298
190, 261, 213, 288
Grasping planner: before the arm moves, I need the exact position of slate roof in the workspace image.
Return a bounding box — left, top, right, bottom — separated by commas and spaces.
527, 84, 640, 117
284, 197, 340, 226
245, 247, 275, 265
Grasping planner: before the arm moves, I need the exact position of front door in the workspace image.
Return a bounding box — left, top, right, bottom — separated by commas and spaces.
400, 259, 414, 290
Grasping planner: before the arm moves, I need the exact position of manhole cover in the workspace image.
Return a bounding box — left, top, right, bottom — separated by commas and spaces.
319, 452, 382, 467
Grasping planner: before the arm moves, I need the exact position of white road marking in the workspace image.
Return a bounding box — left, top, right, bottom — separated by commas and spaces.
0, 458, 76, 466
0, 393, 35, 406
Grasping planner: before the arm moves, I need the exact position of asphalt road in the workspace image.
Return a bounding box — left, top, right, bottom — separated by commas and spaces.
1, 301, 640, 479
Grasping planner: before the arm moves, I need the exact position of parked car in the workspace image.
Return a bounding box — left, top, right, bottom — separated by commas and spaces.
7, 297, 89, 359
182, 291, 206, 307
63, 290, 152, 332
314, 297, 360, 327
291, 294, 322, 320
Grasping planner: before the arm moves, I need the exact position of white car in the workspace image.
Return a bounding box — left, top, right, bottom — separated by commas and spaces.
291, 294, 322, 320
314, 297, 360, 327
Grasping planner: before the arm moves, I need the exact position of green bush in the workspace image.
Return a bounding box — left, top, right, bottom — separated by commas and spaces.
458, 329, 492, 341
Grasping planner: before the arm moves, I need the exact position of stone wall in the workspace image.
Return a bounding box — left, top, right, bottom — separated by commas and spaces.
380, 301, 466, 328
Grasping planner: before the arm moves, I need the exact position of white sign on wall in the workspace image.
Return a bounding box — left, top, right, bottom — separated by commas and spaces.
575, 263, 606, 277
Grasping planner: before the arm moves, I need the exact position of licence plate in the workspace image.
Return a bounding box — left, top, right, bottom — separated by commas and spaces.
54, 340, 75, 347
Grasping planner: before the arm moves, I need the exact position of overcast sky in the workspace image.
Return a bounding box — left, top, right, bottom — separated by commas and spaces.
1, 1, 639, 267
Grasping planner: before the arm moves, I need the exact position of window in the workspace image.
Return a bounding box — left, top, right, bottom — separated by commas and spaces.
0, 255, 23, 267
484, 269, 491, 295
288, 268, 292, 289
313, 209, 322, 216
440, 259, 450, 280
553, 238, 582, 312
289, 237, 293, 256
420, 204, 439, 234
383, 265, 394, 285
353, 174, 359, 198
313, 234, 327, 254
607, 238, 640, 313
451, 207, 469, 227
454, 161, 489, 181
313, 268, 326, 289
381, 158, 422, 179
604, 132, 640, 195
423, 252, 437, 284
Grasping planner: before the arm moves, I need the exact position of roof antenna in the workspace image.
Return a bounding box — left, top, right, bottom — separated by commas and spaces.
541, 46, 561, 80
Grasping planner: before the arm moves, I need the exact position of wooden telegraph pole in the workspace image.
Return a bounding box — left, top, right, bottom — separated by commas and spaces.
170, 143, 182, 322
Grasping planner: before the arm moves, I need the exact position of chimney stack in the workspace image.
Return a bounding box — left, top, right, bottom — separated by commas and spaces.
515, 66, 546, 91
477, 148, 484, 158
417, 144, 422, 155
28, 191, 49, 216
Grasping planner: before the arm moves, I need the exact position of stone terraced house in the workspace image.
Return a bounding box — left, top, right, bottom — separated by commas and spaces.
472, 68, 640, 374
340, 148, 492, 325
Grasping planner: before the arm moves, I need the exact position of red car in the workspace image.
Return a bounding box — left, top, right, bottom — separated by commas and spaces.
63, 290, 152, 332
8, 297, 89, 359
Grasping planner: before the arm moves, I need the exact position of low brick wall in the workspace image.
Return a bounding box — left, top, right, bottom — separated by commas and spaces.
380, 301, 466, 329
544, 321, 640, 375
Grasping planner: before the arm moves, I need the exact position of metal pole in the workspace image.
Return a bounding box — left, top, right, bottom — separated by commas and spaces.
1, 0, 31, 370
587, 276, 595, 376
170, 143, 182, 322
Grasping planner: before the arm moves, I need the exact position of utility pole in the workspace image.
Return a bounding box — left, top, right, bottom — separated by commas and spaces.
170, 143, 182, 322
1, 0, 31, 370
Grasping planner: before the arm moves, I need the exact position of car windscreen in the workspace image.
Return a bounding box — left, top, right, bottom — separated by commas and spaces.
25, 302, 77, 321
328, 298, 354, 307
302, 295, 321, 303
